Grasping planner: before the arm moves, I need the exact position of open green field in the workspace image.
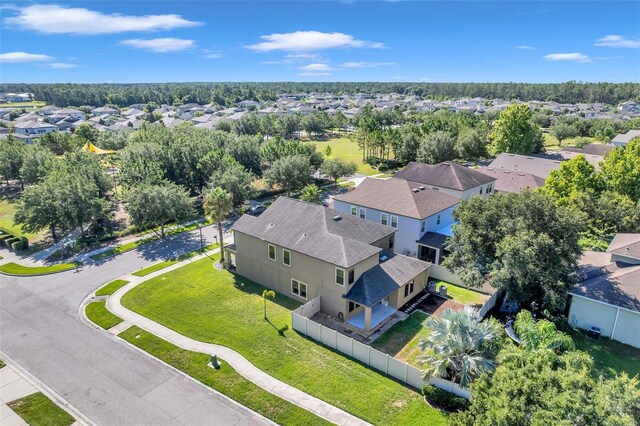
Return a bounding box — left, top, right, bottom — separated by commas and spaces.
1, 101, 46, 108
7, 392, 74, 426
85, 301, 123, 329
372, 311, 431, 367
120, 326, 330, 426
0, 198, 45, 242
122, 255, 446, 425
309, 137, 379, 175
543, 133, 595, 151
0, 261, 80, 276
572, 330, 640, 378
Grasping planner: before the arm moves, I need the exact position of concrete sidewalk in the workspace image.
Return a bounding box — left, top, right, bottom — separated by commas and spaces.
104, 249, 370, 426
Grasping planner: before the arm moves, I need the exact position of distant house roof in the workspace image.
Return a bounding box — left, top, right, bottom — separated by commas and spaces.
571, 256, 640, 312
476, 168, 546, 193
232, 197, 395, 268
416, 232, 449, 250
343, 250, 430, 307
334, 177, 460, 219
611, 129, 640, 146
487, 153, 562, 179
607, 233, 640, 261
13, 120, 57, 129
394, 161, 495, 191
562, 143, 615, 157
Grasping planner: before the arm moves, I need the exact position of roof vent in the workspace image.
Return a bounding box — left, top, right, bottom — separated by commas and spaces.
412, 188, 420, 193
518, 173, 525, 176
332, 215, 342, 221
380, 255, 388, 262
504, 171, 511, 174
418, 185, 425, 190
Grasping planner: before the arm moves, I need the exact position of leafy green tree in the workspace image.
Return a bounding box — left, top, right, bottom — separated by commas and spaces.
455, 128, 487, 161
95, 129, 131, 151
260, 137, 322, 170
321, 158, 357, 186
543, 155, 604, 202
531, 112, 551, 128
14, 180, 63, 240
443, 191, 583, 311
209, 161, 255, 207
203, 186, 233, 263
125, 182, 193, 238
0, 135, 25, 186
19, 145, 55, 186
264, 155, 313, 196
418, 307, 501, 387
512, 310, 575, 352
299, 184, 322, 204
73, 123, 99, 143
417, 130, 456, 164
489, 104, 544, 154
600, 139, 640, 201
551, 123, 578, 147
38, 132, 77, 155
594, 191, 640, 233
323, 145, 332, 157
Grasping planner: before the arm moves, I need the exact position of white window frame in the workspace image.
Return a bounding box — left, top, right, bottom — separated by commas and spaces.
335, 267, 345, 286
283, 249, 291, 266
268, 244, 276, 261
359, 207, 366, 219
391, 215, 398, 229
420, 220, 426, 233
291, 279, 307, 300
487, 184, 492, 194
381, 213, 388, 226
350, 205, 357, 216
479, 186, 483, 194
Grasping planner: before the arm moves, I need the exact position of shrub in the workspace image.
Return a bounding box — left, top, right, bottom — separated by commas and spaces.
5, 237, 20, 248
0, 234, 14, 243
11, 239, 27, 251
423, 385, 470, 413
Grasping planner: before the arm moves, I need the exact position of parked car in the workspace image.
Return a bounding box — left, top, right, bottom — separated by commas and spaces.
247, 204, 267, 216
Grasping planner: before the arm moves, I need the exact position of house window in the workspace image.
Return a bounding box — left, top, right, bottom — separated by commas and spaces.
391, 215, 398, 229
381, 213, 388, 226
420, 220, 426, 233
283, 249, 291, 266
336, 268, 345, 286
436, 214, 441, 225
348, 269, 355, 285
348, 301, 360, 313
389, 236, 394, 250
404, 280, 415, 297
359, 208, 366, 219
487, 184, 492, 194
291, 279, 307, 299
268, 244, 276, 261
350, 206, 357, 216
479, 187, 483, 195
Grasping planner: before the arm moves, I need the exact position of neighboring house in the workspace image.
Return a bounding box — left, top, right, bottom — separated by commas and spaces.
332, 177, 459, 264
562, 143, 615, 157
13, 120, 58, 135
56, 108, 86, 120
1, 133, 38, 144
476, 168, 546, 194
611, 129, 640, 148
228, 197, 431, 333
618, 101, 639, 113
394, 161, 496, 200
568, 233, 640, 348
92, 106, 119, 116
487, 153, 563, 180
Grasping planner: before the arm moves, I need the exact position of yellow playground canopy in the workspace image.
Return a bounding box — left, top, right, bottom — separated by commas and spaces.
82, 142, 116, 155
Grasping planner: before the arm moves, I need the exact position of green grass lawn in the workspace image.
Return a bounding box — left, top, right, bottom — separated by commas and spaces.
0, 262, 80, 276
543, 133, 595, 151
120, 326, 330, 426
7, 392, 74, 426
132, 243, 219, 277
309, 137, 378, 175
571, 330, 640, 378
372, 312, 431, 367
95, 279, 130, 297
1, 101, 46, 108
0, 198, 45, 242
122, 255, 446, 425
439, 281, 489, 306
85, 301, 123, 329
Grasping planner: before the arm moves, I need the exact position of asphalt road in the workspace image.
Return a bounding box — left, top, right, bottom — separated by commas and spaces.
0, 225, 270, 425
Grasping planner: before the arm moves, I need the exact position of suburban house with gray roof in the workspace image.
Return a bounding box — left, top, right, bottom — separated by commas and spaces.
332, 177, 460, 265
487, 153, 563, 180
611, 129, 640, 148
568, 233, 640, 348
393, 161, 496, 200
227, 197, 431, 333
476, 168, 546, 194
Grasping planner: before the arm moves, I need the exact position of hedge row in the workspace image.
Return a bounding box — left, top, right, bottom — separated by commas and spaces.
0, 234, 29, 251
423, 385, 470, 413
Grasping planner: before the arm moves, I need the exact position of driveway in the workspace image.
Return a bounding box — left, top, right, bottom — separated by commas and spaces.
0, 225, 269, 425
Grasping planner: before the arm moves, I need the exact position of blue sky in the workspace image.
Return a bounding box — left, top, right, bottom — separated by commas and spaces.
1, 1, 639, 83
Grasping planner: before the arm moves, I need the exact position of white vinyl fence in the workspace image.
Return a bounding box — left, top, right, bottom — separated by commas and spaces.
292, 297, 471, 398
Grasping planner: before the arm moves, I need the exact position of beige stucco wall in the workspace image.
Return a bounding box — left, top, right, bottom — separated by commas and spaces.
234, 230, 379, 318
388, 269, 430, 308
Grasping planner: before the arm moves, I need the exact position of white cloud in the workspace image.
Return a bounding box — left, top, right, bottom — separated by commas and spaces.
341, 61, 394, 68
300, 63, 334, 71
516, 45, 535, 50
203, 53, 222, 59
543, 53, 591, 63
299, 72, 331, 77
419, 77, 436, 82
120, 38, 195, 53
5, 4, 201, 35
595, 35, 640, 49
47, 62, 77, 69
286, 53, 324, 60
0, 51, 53, 62
247, 31, 384, 52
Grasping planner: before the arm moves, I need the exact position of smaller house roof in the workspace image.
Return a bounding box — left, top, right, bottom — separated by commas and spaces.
488, 153, 563, 180
394, 161, 495, 191
343, 250, 430, 307
611, 129, 640, 145
571, 260, 640, 312
476, 168, 546, 193
607, 233, 640, 261
416, 232, 449, 250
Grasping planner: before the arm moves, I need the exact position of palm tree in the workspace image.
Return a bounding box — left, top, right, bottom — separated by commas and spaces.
262, 290, 275, 319
417, 306, 501, 387
299, 184, 322, 204
203, 186, 232, 264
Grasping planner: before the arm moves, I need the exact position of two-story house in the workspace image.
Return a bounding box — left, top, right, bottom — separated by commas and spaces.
13, 120, 58, 135
394, 161, 496, 200
228, 197, 431, 333
332, 177, 460, 265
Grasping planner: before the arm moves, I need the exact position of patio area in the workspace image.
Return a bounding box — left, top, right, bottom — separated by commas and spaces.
347, 303, 397, 330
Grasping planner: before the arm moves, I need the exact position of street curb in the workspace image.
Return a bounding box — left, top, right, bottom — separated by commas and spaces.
0, 351, 95, 426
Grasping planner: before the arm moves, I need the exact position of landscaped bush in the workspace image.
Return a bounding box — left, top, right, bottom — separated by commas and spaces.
423, 385, 470, 413
5, 237, 20, 248
11, 238, 28, 251
0, 234, 14, 243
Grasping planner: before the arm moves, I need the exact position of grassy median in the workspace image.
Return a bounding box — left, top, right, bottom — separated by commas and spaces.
8, 392, 74, 426
85, 301, 123, 330
0, 262, 80, 276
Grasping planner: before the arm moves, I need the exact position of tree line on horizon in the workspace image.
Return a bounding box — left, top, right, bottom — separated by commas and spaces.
1, 81, 639, 107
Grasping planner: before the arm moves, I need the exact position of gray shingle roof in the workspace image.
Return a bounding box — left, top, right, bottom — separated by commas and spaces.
607, 233, 640, 261
476, 168, 546, 193
571, 261, 640, 312
488, 153, 562, 179
416, 232, 448, 249
232, 197, 395, 268
343, 250, 430, 307
334, 177, 460, 219
394, 161, 496, 191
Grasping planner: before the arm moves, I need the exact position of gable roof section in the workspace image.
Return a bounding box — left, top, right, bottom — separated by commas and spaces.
476, 168, 546, 193
487, 153, 562, 179
571, 261, 640, 312
607, 233, 640, 261
394, 161, 495, 191
232, 197, 394, 268
334, 177, 460, 219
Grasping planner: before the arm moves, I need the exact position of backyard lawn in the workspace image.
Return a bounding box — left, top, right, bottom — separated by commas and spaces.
309, 137, 379, 175
372, 312, 431, 367
572, 330, 640, 378
121, 255, 447, 425
543, 133, 594, 150
0, 198, 45, 242
7, 392, 74, 426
